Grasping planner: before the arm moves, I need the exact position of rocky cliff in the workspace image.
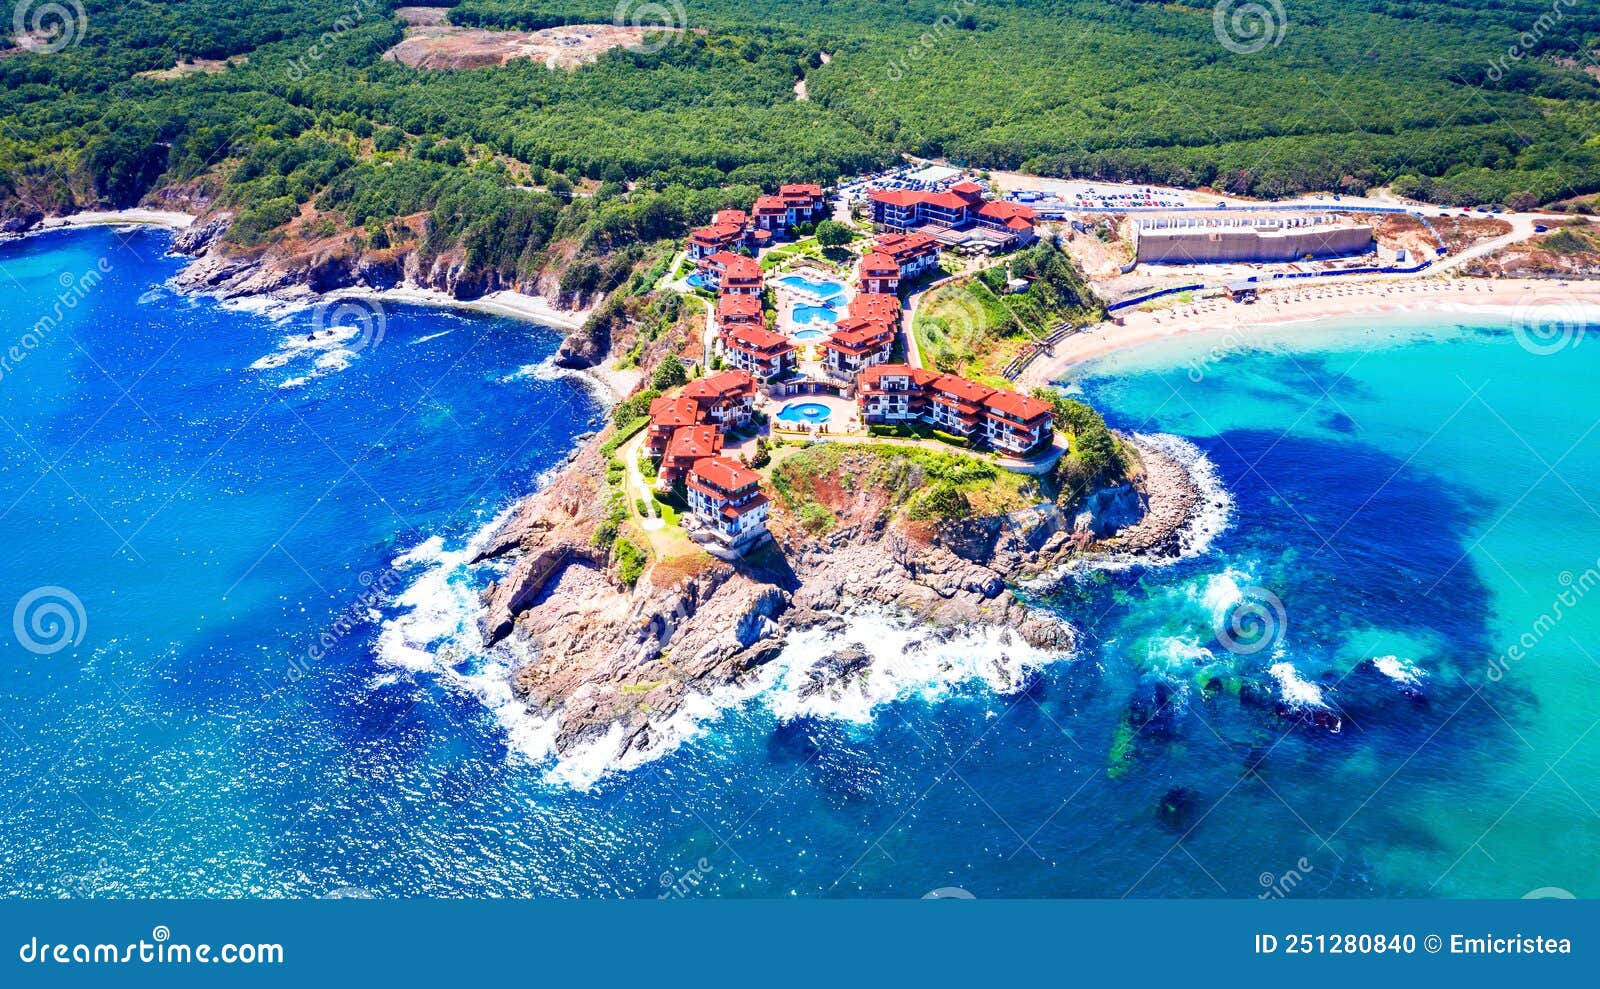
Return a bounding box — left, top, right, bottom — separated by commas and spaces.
472, 433, 1210, 770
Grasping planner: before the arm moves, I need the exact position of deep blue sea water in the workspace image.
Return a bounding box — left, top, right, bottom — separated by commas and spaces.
2, 228, 1595, 898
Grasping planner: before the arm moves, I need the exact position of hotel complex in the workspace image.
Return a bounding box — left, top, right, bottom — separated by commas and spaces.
645, 174, 1050, 555
856, 364, 1056, 455
867, 180, 1040, 250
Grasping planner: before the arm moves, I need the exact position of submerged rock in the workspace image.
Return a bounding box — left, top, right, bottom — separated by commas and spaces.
1157, 786, 1203, 830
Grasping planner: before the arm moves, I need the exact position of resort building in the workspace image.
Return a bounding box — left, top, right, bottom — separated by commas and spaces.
855, 364, 938, 423
821, 318, 896, 378
857, 251, 901, 294
979, 388, 1056, 455
680, 370, 758, 429
715, 293, 764, 330
660, 424, 723, 485
685, 456, 771, 552
866, 183, 1038, 250
704, 251, 763, 294
752, 195, 792, 235
689, 211, 751, 264
874, 233, 941, 280
975, 200, 1041, 245
847, 292, 902, 329
779, 183, 828, 223
644, 395, 708, 457
722, 324, 798, 381
854, 364, 1056, 455
925, 373, 995, 437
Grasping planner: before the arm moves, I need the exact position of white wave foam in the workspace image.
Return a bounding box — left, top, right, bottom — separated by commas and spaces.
1372, 654, 1424, 686
1268, 662, 1324, 710
375, 503, 1079, 789
1132, 432, 1233, 560
765, 609, 1076, 724
411, 330, 453, 345
503, 354, 615, 407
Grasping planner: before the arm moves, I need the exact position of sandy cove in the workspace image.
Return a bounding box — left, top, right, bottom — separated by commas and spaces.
1020, 276, 1600, 387
27, 208, 197, 232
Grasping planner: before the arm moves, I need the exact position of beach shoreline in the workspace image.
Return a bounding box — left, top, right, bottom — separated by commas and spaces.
1020, 276, 1600, 386
29, 207, 198, 232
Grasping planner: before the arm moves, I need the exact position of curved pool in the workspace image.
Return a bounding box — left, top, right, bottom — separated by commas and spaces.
778, 274, 846, 300
792, 304, 837, 326
776, 400, 834, 424
792, 327, 829, 342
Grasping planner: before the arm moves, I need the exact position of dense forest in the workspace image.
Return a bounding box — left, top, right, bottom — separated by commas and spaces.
4, 0, 1600, 284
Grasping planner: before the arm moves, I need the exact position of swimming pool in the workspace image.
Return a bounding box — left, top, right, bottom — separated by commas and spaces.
792, 327, 828, 342
776, 400, 834, 424
778, 274, 846, 301
686, 272, 710, 290
791, 304, 837, 326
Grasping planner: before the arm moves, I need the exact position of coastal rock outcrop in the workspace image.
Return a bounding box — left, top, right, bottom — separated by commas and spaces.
472, 432, 1206, 774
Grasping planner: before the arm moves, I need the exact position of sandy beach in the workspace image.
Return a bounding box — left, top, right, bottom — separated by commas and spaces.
31, 208, 197, 231
1020, 276, 1600, 386
346, 284, 592, 333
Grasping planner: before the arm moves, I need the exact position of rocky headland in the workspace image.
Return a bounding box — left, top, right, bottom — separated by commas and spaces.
470, 430, 1221, 771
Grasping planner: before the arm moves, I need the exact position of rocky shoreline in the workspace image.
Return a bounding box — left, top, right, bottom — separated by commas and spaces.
5, 204, 595, 335
469, 431, 1220, 772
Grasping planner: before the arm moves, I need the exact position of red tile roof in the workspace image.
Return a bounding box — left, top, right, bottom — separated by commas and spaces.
826, 317, 894, 351
875, 232, 939, 261
719, 493, 769, 519
666, 425, 722, 461
982, 388, 1054, 423
712, 208, 750, 227
977, 200, 1038, 230
779, 183, 824, 198
868, 189, 926, 208
950, 180, 986, 197
707, 251, 761, 281
716, 294, 763, 322
930, 373, 995, 404
648, 395, 707, 428
690, 456, 761, 494
724, 323, 795, 353
681, 369, 757, 401
691, 221, 745, 245
848, 293, 902, 325
868, 189, 971, 211
857, 363, 938, 389
858, 252, 899, 279
752, 195, 787, 214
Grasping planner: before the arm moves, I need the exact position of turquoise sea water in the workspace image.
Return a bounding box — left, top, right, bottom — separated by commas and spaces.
2, 228, 1595, 898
